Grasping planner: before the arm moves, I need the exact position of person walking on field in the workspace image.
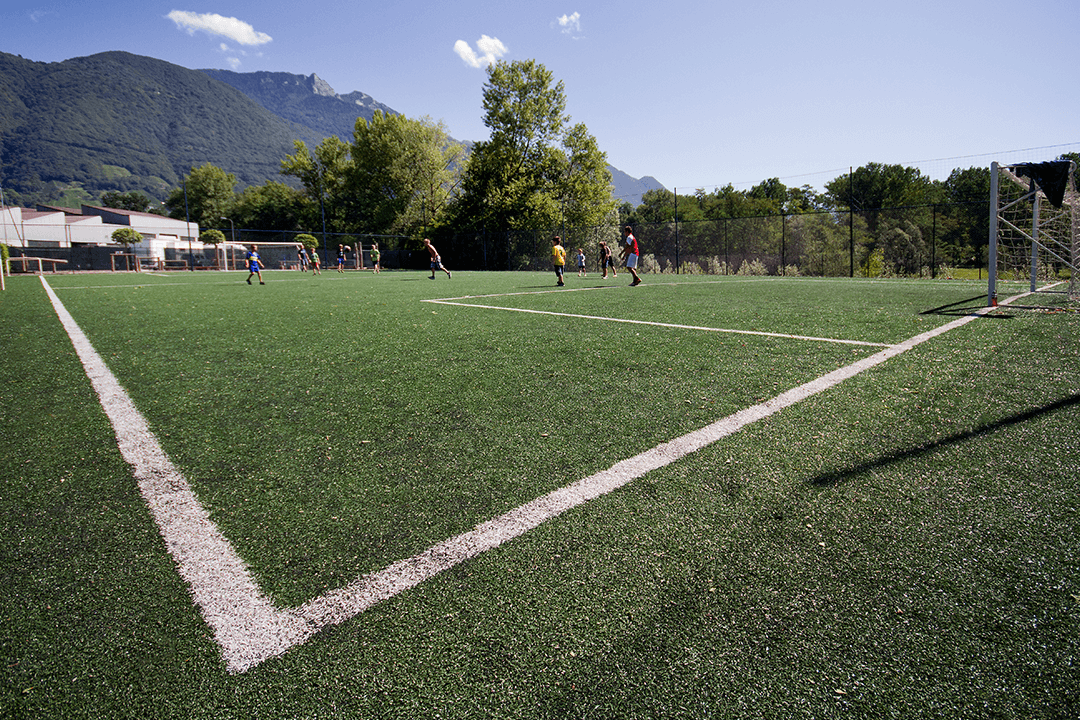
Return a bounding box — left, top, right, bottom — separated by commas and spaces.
336, 244, 347, 273
370, 242, 381, 273
620, 226, 642, 286
246, 245, 265, 285
551, 236, 567, 286
311, 249, 321, 275
576, 247, 587, 277
599, 241, 617, 279
423, 238, 452, 279
297, 245, 308, 272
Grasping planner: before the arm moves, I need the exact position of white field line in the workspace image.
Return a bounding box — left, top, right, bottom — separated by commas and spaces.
424, 296, 893, 348
41, 273, 1033, 674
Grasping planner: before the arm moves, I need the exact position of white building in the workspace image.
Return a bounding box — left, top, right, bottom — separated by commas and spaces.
0, 204, 202, 263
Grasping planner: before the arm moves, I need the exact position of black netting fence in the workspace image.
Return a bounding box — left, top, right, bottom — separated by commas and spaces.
6, 201, 1006, 278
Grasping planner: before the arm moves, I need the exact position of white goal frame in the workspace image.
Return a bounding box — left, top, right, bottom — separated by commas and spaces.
988, 160, 1078, 305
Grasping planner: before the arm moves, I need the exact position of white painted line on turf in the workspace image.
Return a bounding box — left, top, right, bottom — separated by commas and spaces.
40, 276, 313, 674
424, 297, 893, 348
41, 273, 1036, 674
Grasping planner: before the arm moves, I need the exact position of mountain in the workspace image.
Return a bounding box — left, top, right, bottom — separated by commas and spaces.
0, 50, 663, 209
608, 166, 665, 208
200, 69, 398, 143
0, 50, 323, 207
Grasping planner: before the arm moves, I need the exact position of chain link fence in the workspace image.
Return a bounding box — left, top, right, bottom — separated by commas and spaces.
7, 201, 1034, 280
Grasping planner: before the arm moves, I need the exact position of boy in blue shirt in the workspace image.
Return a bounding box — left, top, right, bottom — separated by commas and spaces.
246, 245, 265, 285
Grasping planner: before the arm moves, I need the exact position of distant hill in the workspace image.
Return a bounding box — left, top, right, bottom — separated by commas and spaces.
0, 50, 663, 209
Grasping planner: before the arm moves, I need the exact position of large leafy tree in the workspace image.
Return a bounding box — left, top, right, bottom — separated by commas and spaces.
281, 137, 351, 235
452, 59, 614, 232
937, 166, 990, 266
824, 162, 933, 228
100, 190, 157, 213
345, 112, 464, 235
232, 180, 311, 232
165, 163, 237, 228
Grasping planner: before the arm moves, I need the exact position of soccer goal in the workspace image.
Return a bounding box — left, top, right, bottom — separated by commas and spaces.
988, 159, 1078, 305
229, 241, 307, 271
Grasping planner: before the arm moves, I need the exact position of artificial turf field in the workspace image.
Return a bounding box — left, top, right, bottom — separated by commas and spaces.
2, 269, 1078, 718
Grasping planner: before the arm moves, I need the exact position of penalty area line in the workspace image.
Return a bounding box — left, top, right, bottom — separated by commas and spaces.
41, 274, 1030, 674
424, 298, 893, 348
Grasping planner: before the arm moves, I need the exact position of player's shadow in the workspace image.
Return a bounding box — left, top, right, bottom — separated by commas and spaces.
920, 295, 1010, 318
807, 393, 1080, 487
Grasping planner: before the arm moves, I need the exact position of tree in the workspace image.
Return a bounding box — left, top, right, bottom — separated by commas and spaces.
165, 163, 237, 228
111, 227, 143, 247
281, 137, 350, 237
451, 59, 614, 233
101, 190, 156, 213
824, 163, 933, 219
233, 181, 311, 232
559, 123, 618, 229
200, 228, 227, 269
938, 166, 990, 266
295, 234, 318, 251
345, 112, 464, 235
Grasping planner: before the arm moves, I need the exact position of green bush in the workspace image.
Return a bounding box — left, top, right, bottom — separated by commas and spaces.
111, 227, 143, 246
295, 234, 318, 250
200, 228, 226, 245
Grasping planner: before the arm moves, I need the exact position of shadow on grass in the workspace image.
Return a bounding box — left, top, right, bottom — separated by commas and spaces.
920, 295, 1009, 317
807, 394, 1080, 487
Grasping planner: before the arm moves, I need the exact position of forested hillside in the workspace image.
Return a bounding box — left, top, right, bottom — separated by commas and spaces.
0, 51, 321, 207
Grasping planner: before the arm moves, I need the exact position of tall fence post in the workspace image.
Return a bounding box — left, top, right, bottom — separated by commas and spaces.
987, 161, 999, 306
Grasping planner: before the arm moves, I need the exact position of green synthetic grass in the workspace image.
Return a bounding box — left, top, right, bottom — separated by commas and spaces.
2, 269, 1078, 718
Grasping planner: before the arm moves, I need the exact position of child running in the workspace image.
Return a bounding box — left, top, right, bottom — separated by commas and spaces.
423, 238, 452, 279
246, 245, 265, 285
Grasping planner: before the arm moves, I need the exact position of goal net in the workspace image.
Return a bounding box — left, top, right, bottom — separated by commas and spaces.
988, 159, 1078, 304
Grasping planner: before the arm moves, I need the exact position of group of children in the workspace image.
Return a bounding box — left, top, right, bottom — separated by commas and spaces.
551, 226, 642, 287
249, 232, 643, 287
246, 242, 385, 283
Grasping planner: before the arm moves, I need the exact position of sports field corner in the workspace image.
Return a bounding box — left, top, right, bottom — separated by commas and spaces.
2, 269, 1079, 718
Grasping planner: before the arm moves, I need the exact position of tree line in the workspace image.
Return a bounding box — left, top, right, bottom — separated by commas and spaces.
96, 54, 1076, 276
620, 154, 1077, 276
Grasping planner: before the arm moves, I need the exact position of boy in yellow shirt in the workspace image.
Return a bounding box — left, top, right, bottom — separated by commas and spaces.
551, 236, 566, 287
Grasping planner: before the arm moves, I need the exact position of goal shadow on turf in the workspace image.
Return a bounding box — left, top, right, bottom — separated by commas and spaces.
805, 393, 1080, 487
920, 295, 1005, 317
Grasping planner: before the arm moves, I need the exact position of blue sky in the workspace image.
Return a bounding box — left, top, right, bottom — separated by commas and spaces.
3, 0, 1078, 200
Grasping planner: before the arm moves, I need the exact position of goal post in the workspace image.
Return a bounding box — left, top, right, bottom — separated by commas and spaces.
988, 159, 1077, 306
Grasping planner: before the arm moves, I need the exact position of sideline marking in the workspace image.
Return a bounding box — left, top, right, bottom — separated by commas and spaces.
424, 294, 893, 348
41, 274, 1031, 673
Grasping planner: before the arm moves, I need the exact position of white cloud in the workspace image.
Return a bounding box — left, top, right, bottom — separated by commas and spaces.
226, 57, 242, 70
453, 35, 507, 68
166, 10, 272, 46
557, 12, 581, 36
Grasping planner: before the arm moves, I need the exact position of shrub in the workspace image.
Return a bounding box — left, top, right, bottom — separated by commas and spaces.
706, 257, 730, 275
736, 259, 768, 276
111, 227, 143, 246
639, 254, 661, 274
294, 234, 318, 249
200, 228, 226, 245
